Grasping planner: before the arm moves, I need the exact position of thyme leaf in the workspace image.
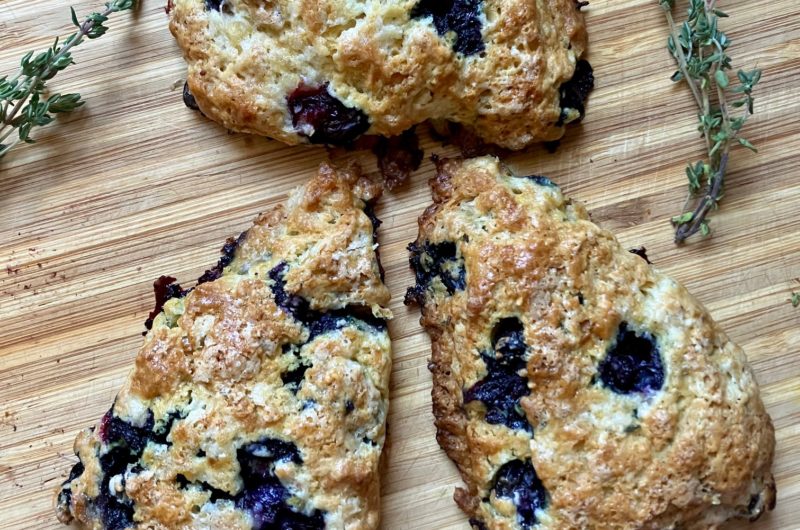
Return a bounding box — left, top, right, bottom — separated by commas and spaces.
659, 0, 762, 243
0, 1, 136, 160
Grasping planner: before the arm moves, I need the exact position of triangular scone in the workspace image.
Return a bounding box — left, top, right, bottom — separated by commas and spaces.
56, 163, 392, 530
406, 156, 775, 529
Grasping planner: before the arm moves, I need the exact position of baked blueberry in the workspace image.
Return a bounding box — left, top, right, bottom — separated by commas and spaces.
269, 262, 313, 322
411, 0, 485, 56
287, 84, 370, 145
521, 175, 557, 188
182, 81, 200, 111
464, 318, 531, 431
237, 439, 325, 529
406, 240, 466, 305
557, 59, 594, 125
491, 459, 548, 528
98, 409, 154, 456
281, 361, 310, 393
598, 322, 664, 395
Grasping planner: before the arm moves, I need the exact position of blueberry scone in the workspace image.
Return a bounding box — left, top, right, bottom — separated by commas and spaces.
167, 0, 592, 149
55, 163, 392, 529
405, 156, 776, 529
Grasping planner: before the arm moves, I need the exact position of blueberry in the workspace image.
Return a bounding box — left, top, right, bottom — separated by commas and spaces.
94, 411, 146, 530
99, 410, 155, 456
176, 474, 234, 502
557, 60, 594, 126
491, 318, 527, 366
238, 439, 303, 483
405, 241, 466, 305
411, 0, 485, 56
182, 81, 200, 112
269, 262, 314, 322
197, 230, 248, 285
281, 361, 310, 393
464, 368, 530, 431
57, 460, 86, 508
235, 439, 325, 529
464, 318, 531, 432
287, 83, 370, 145
598, 322, 664, 395
491, 459, 548, 528
64, 460, 85, 484
204, 0, 231, 12
152, 410, 186, 445
95, 493, 135, 530
521, 175, 556, 188
237, 482, 287, 527
307, 309, 387, 340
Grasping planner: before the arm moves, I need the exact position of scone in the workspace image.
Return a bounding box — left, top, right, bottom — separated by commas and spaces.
405, 156, 776, 529
55, 163, 392, 529
168, 0, 591, 149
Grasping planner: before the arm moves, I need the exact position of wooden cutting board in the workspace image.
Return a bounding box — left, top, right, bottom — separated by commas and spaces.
1, 0, 798, 528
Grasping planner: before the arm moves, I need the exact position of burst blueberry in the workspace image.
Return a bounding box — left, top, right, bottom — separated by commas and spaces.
463, 318, 531, 432
598, 322, 664, 395
287, 83, 370, 145
405, 240, 466, 304
411, 0, 485, 55
281, 361, 311, 393
557, 60, 594, 126
269, 262, 313, 322
235, 438, 325, 529
491, 459, 548, 528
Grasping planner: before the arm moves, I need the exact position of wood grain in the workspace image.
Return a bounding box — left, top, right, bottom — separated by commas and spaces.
0, 0, 798, 528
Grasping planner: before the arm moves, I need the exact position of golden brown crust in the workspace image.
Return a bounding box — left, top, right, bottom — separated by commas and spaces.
409, 156, 776, 529
55, 163, 391, 529
168, 0, 588, 149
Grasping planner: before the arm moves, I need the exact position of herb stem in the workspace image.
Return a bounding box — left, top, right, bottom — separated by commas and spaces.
664, 9, 704, 109
660, 0, 761, 243
0, 1, 136, 159
674, 151, 728, 241
1, 5, 114, 134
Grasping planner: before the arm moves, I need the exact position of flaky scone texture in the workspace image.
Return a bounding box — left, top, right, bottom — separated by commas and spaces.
55, 163, 391, 529
407, 156, 775, 529
168, 0, 588, 149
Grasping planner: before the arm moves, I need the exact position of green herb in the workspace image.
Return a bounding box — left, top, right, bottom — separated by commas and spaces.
658, 0, 762, 243
792, 292, 800, 308
0, 1, 136, 160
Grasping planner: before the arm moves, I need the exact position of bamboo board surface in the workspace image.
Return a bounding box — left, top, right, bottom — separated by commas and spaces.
1, 0, 799, 528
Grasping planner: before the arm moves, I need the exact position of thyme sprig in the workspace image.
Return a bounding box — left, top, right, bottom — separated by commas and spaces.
0, 0, 136, 160
659, 0, 761, 243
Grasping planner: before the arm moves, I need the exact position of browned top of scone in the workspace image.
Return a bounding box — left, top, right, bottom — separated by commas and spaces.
409, 156, 775, 529
168, 0, 589, 149
55, 163, 392, 530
